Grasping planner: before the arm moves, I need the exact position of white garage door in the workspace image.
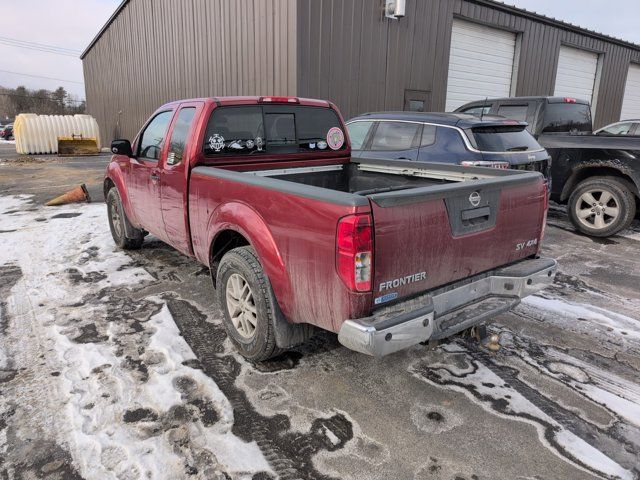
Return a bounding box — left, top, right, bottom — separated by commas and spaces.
554, 46, 599, 104
621, 63, 640, 119
445, 19, 517, 112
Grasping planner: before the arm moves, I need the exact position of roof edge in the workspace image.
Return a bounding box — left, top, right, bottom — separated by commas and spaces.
475, 0, 640, 51
80, 0, 130, 59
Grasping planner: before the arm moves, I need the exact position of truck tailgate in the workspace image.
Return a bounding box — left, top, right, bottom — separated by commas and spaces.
366, 165, 547, 306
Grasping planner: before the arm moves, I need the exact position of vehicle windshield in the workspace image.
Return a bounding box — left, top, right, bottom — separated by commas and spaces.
469, 125, 541, 152
541, 103, 592, 134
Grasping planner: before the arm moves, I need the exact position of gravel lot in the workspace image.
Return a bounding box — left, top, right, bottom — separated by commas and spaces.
1, 154, 639, 480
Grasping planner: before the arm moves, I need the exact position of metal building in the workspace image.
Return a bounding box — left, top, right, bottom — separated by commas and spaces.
81, 0, 640, 145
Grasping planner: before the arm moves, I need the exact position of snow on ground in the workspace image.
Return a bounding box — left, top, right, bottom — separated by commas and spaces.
410, 343, 635, 480
0, 139, 15, 144
0, 195, 271, 479
522, 295, 640, 341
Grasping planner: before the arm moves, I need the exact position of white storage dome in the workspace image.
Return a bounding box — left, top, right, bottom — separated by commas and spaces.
14, 114, 101, 155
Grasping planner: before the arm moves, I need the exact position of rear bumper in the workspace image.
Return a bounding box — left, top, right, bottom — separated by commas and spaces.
337, 257, 557, 357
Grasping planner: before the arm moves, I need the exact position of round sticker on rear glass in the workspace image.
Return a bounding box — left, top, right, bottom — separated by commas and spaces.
326, 127, 344, 150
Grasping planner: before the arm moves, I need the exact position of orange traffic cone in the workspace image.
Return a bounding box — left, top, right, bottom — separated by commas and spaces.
45, 184, 91, 206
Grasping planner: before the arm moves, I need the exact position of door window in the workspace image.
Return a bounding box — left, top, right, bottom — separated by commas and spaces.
460, 106, 491, 116
138, 111, 173, 160
599, 122, 633, 135
496, 105, 529, 122
370, 122, 421, 151
420, 124, 436, 146
167, 107, 196, 165
346, 121, 374, 150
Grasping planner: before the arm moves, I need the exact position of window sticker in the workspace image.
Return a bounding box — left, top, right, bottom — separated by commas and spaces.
209, 134, 225, 152
255, 137, 264, 151
246, 139, 255, 149
327, 127, 345, 150
228, 140, 244, 150
309, 142, 316, 149
317, 140, 328, 150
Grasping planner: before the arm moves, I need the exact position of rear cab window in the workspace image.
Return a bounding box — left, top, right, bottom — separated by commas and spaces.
541, 102, 592, 134
203, 104, 347, 156
466, 125, 542, 152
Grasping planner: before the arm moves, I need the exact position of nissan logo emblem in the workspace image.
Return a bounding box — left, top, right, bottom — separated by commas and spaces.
469, 191, 481, 207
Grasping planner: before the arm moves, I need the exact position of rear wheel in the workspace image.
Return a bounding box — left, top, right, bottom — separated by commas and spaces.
217, 246, 283, 362
568, 177, 636, 237
107, 188, 144, 249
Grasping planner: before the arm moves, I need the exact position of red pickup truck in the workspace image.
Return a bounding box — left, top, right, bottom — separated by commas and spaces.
105, 96, 556, 361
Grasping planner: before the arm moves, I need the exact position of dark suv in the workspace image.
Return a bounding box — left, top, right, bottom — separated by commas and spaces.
346, 112, 551, 178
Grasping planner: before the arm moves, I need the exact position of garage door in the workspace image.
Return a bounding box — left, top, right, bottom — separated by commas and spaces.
621, 63, 640, 119
445, 19, 517, 112
554, 46, 599, 104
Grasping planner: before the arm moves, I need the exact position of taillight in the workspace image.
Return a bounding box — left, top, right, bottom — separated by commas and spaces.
460, 160, 510, 169
336, 214, 373, 292
564, 97, 577, 103
539, 182, 549, 249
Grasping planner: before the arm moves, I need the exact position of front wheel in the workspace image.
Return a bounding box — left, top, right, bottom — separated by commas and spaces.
568, 177, 636, 237
217, 246, 284, 362
106, 188, 144, 249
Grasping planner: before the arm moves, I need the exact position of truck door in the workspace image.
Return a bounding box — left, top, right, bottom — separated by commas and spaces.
129, 110, 173, 242
159, 102, 202, 255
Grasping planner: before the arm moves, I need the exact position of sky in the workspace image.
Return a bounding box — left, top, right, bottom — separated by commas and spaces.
0, 0, 639, 101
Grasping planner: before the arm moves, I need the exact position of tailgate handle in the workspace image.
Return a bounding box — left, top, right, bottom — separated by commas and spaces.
461, 206, 490, 224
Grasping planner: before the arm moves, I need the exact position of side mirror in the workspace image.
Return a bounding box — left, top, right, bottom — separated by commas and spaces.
111, 139, 133, 156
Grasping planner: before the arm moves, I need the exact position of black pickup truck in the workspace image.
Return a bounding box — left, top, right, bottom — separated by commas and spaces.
456, 96, 640, 237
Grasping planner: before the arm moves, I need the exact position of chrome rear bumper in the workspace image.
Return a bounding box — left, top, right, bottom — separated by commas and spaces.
338, 257, 557, 357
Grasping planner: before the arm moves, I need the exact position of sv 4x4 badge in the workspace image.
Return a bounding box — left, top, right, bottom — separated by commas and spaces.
516, 238, 538, 250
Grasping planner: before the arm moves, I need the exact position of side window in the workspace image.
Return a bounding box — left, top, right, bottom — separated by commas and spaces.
496, 104, 528, 122
346, 121, 374, 150
601, 123, 632, 135
461, 106, 491, 116
203, 106, 264, 155
138, 111, 173, 160
420, 124, 436, 146
167, 107, 196, 165
370, 122, 421, 151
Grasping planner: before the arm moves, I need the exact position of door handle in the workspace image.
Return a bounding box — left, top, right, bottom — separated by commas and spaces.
150, 172, 159, 181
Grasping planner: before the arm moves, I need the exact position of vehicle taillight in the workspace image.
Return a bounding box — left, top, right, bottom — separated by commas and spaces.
336, 214, 373, 292
460, 160, 510, 169
258, 96, 299, 103
539, 181, 549, 248
564, 97, 577, 103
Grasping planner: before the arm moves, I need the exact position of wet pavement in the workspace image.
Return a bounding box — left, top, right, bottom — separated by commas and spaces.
0, 156, 639, 479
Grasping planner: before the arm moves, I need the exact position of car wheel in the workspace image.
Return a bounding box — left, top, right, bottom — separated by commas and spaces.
106, 188, 144, 249
217, 246, 284, 362
568, 177, 636, 237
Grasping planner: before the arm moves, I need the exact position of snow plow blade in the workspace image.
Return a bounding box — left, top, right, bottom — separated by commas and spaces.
57, 136, 99, 156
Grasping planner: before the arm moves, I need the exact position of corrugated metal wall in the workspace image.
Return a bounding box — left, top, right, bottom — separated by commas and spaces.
83, 0, 297, 144
296, 0, 640, 128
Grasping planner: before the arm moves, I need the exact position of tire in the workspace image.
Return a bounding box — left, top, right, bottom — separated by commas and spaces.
568, 177, 636, 237
217, 246, 284, 362
106, 188, 144, 249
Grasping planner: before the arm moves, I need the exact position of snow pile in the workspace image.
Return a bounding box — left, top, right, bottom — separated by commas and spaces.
0, 195, 271, 479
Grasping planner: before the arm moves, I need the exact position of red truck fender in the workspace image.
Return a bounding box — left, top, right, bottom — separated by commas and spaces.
205, 201, 295, 320
104, 161, 139, 231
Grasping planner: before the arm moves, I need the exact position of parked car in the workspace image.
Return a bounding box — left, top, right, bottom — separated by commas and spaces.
104, 96, 556, 361
346, 112, 551, 178
594, 120, 640, 136
455, 97, 640, 237
0, 124, 13, 140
